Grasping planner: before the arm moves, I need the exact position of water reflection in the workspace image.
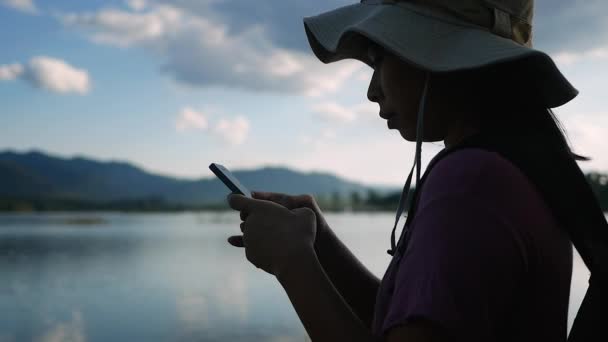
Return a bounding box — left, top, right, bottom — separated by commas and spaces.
0, 213, 307, 341
0, 212, 591, 341
37, 311, 85, 342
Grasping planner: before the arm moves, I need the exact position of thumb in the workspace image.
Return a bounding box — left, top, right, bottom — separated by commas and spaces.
292, 207, 316, 221
252, 191, 279, 200
227, 235, 244, 247
252, 191, 292, 208
227, 193, 253, 212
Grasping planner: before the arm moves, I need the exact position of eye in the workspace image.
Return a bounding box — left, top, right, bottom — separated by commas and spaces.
368, 44, 384, 68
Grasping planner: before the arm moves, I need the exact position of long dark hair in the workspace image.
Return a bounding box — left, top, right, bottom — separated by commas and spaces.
408, 58, 606, 339
452, 60, 589, 158
441, 60, 608, 289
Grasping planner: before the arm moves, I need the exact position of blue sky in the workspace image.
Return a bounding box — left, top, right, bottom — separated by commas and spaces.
2, 0, 608, 186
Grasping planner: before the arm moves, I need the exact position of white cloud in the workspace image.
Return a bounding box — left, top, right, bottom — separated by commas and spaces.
321, 128, 336, 140
1, 0, 37, 14
0, 57, 90, 94
176, 107, 209, 132
352, 102, 379, 118
0, 63, 24, 80
175, 107, 250, 146
214, 116, 250, 145
294, 131, 445, 186
554, 46, 608, 66
60, 6, 180, 48
356, 68, 373, 82
303, 62, 362, 97
23, 57, 91, 94
59, 3, 362, 95
126, 0, 147, 11
301, 128, 338, 149
312, 102, 357, 123
311, 101, 378, 123
562, 112, 608, 172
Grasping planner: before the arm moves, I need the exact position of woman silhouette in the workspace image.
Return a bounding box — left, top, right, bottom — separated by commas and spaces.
227, 0, 607, 341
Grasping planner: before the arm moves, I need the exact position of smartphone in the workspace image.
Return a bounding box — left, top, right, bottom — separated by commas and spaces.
209, 163, 252, 197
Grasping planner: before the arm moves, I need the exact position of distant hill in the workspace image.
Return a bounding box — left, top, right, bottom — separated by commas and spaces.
0, 150, 399, 206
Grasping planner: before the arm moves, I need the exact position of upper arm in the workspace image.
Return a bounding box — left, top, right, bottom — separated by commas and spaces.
379, 195, 527, 341
377, 150, 531, 341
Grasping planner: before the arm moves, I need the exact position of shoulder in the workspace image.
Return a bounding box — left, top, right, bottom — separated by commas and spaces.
418, 148, 534, 211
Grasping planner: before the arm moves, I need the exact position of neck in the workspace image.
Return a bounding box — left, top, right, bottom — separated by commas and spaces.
444, 121, 480, 149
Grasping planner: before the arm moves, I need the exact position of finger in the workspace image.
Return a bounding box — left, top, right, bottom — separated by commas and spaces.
293, 194, 314, 207
227, 235, 244, 247
240, 221, 245, 233
293, 207, 316, 221
240, 211, 248, 221
252, 191, 293, 208
227, 193, 254, 212
252, 191, 285, 201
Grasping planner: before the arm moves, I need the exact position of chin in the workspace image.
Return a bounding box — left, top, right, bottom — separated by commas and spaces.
398, 128, 444, 143
398, 128, 416, 142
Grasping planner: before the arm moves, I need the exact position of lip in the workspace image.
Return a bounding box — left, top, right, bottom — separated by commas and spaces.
379, 112, 396, 120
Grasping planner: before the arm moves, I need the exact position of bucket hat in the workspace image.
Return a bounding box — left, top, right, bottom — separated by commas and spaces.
303, 0, 578, 108
303, 0, 579, 256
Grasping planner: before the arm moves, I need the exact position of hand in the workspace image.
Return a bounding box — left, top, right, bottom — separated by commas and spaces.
227, 193, 317, 277
228, 191, 330, 249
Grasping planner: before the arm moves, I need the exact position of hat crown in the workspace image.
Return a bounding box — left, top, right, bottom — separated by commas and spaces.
362, 0, 534, 46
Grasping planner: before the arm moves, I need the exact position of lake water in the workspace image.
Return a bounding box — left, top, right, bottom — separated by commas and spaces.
0, 212, 591, 341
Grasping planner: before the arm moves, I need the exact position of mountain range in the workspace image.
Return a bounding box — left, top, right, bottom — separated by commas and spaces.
0, 150, 399, 206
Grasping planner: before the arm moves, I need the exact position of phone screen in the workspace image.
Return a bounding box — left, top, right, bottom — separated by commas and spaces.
209, 163, 252, 197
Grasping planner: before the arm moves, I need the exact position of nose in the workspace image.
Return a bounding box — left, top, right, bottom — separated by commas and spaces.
367, 69, 382, 103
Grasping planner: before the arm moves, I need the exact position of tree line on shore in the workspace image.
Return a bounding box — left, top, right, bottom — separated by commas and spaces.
2, 171, 608, 213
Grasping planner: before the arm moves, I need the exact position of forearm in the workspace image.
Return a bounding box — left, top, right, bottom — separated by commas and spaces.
314, 227, 381, 328
277, 248, 376, 342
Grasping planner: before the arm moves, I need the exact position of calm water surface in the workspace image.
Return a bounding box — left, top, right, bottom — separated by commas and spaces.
0, 212, 591, 341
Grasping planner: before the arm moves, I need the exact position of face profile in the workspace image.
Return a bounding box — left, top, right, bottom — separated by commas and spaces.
365, 43, 450, 143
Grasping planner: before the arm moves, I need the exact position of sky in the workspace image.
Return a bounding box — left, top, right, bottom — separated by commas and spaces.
1, 0, 608, 187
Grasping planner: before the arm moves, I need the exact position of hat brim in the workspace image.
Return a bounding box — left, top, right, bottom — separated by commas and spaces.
303, 2, 578, 108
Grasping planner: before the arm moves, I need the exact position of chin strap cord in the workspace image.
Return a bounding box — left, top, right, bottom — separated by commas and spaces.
387, 72, 430, 256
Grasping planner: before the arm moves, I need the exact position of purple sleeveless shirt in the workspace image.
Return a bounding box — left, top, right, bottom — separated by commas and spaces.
371, 149, 572, 341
